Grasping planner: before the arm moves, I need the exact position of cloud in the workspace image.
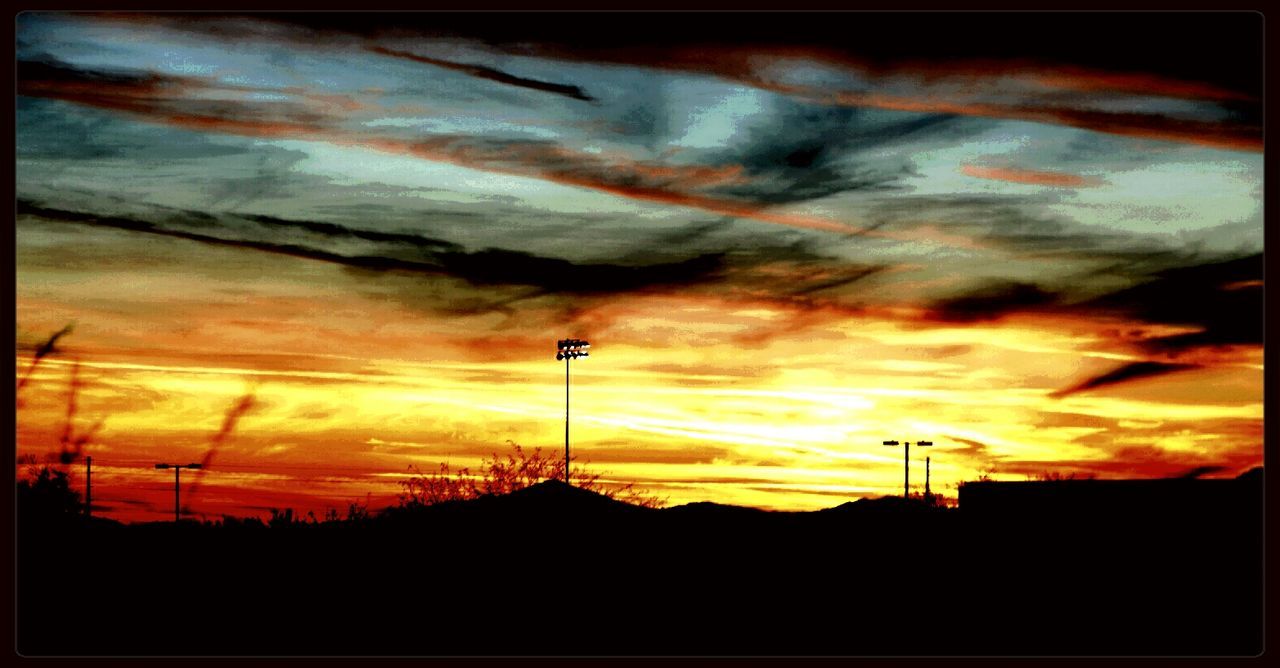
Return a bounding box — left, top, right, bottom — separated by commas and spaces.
443, 19, 1260, 150
367, 45, 595, 102
861, 194, 1194, 271
16, 57, 333, 138
960, 165, 1102, 188
16, 201, 732, 299
18, 58, 870, 235
996, 444, 1260, 480
241, 213, 464, 252
944, 436, 989, 456
827, 91, 1260, 152
1049, 361, 1201, 399
707, 104, 953, 205
68, 12, 1261, 150
19, 201, 899, 343
925, 281, 1059, 323
1083, 253, 1263, 354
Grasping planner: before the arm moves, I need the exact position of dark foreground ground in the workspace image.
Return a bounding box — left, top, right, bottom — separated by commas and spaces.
17, 475, 1263, 656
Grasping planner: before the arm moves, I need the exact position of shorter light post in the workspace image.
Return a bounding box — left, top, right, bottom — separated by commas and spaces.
155, 463, 202, 522
883, 439, 932, 498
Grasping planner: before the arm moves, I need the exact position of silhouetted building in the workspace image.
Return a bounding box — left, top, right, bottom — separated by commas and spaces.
959, 469, 1262, 528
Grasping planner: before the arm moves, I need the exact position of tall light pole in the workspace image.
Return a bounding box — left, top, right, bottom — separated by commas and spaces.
556, 339, 590, 486
883, 440, 932, 498
155, 463, 202, 522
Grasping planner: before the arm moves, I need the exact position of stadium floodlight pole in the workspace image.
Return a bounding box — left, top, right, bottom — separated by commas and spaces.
883, 440, 932, 498
155, 463, 202, 522
555, 339, 590, 486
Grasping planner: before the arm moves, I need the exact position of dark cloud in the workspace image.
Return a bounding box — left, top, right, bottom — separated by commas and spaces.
925, 281, 1059, 323
240, 213, 463, 253
17, 96, 250, 162
216, 12, 1260, 100
440, 248, 726, 295
16, 201, 731, 298
866, 194, 1200, 272
1083, 253, 1263, 354
368, 45, 595, 102
869, 195, 1260, 355
995, 444, 1259, 480
21, 200, 891, 332
711, 105, 953, 206
17, 57, 333, 136
1049, 361, 1200, 399
18, 58, 863, 233
788, 265, 887, 297
66, 13, 1261, 150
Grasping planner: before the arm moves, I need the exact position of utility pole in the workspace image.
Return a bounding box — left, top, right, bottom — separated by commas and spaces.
154, 463, 202, 522
85, 455, 91, 519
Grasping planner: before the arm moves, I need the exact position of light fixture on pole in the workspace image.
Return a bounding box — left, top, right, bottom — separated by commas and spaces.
155, 463, 202, 522
883, 440, 932, 498
555, 338, 590, 486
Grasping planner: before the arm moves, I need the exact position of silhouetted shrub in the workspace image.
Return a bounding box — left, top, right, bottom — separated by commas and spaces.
17, 466, 83, 524
398, 441, 665, 508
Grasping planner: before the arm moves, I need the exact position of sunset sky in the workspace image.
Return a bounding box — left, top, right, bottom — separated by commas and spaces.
15, 12, 1263, 522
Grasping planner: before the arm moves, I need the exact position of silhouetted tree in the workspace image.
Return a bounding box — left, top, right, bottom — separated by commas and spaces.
1027, 470, 1095, 482
267, 507, 296, 528
399, 441, 665, 508
17, 465, 83, 525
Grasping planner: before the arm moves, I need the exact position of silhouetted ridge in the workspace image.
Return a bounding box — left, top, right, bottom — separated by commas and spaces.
429, 479, 656, 516
17, 469, 1262, 655
821, 494, 938, 514
1237, 466, 1263, 483
661, 501, 770, 516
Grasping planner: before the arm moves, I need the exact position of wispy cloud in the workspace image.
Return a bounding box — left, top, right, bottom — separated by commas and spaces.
960, 165, 1102, 188
1049, 361, 1200, 399
368, 45, 596, 102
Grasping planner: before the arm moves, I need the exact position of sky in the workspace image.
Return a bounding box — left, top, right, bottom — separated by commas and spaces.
14, 12, 1263, 522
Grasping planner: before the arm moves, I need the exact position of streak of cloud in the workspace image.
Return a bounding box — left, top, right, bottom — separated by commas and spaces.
368, 45, 596, 102
1049, 361, 1200, 399
960, 165, 1102, 188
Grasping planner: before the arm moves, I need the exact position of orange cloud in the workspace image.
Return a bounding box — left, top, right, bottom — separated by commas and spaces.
960, 165, 1103, 188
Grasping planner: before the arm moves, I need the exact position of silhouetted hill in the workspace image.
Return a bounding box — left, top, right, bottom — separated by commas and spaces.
492, 478, 656, 513
17, 470, 1263, 657
820, 494, 942, 515
661, 500, 771, 516
959, 468, 1262, 530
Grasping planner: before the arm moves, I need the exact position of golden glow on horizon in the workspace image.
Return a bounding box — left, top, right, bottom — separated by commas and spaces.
15, 296, 1262, 522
